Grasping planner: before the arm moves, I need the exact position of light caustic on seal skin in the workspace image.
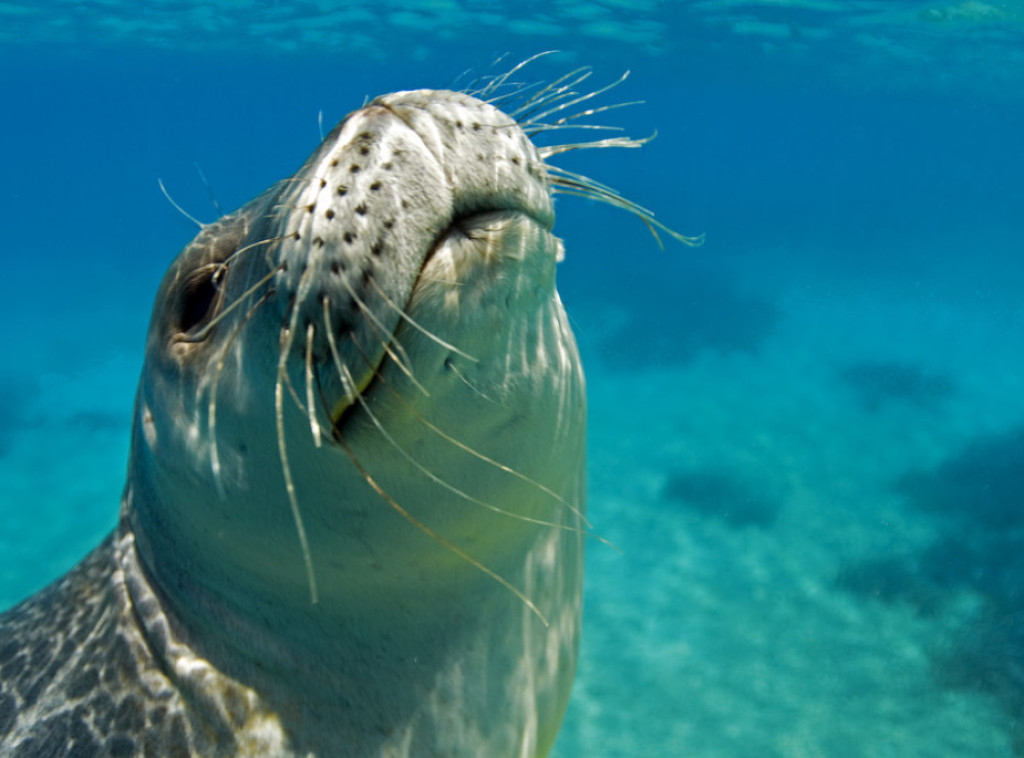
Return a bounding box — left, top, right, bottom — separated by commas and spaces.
0, 55, 702, 758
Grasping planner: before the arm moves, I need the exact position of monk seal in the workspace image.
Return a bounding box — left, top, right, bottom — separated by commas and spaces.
0, 61, 700, 757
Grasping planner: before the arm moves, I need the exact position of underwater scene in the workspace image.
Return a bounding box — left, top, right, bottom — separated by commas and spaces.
2, 1, 1024, 755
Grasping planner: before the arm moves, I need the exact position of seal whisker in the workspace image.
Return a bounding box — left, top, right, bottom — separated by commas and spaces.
332, 343, 585, 535
213, 236, 289, 286
367, 277, 478, 363
281, 362, 310, 418
209, 290, 273, 496
522, 101, 643, 137
330, 275, 429, 398
334, 432, 549, 627
398, 393, 591, 528
504, 65, 594, 120
277, 290, 319, 605
304, 322, 323, 448
343, 332, 591, 529
539, 133, 652, 159
551, 99, 643, 126
469, 50, 559, 101
158, 178, 206, 229
547, 163, 655, 212
521, 123, 627, 135
523, 70, 631, 129
341, 332, 591, 531
546, 164, 705, 248
444, 359, 503, 405
479, 78, 548, 110
193, 163, 224, 219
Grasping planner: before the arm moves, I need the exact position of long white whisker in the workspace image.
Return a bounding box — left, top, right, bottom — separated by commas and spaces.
305, 322, 322, 448
208, 291, 273, 498
332, 274, 429, 398
473, 50, 559, 100
509, 66, 594, 121
445, 359, 502, 405
538, 133, 653, 160
158, 178, 205, 229
343, 331, 591, 529
213, 236, 289, 288
367, 277, 478, 363
276, 278, 318, 605
527, 70, 631, 127
333, 432, 549, 626
335, 351, 583, 533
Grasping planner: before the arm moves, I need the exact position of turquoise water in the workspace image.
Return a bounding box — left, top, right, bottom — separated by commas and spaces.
2, 1, 1024, 755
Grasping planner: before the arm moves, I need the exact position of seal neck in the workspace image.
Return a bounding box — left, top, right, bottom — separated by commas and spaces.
119, 484, 488, 732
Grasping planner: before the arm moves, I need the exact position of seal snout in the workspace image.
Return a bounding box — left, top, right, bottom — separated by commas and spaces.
259, 90, 557, 422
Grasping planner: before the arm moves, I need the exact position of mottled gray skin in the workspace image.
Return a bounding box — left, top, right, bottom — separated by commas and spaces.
0, 535, 205, 757
0, 88, 587, 757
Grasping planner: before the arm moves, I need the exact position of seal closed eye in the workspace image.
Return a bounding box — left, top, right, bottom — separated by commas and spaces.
0, 61, 700, 758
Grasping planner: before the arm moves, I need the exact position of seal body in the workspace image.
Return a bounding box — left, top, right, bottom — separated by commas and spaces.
0, 88, 586, 757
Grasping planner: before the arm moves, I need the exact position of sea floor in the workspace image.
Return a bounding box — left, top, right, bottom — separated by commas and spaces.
1, 245, 1022, 755
552, 256, 1024, 756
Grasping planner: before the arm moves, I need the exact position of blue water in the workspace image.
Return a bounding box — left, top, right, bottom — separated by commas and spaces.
3, 2, 1024, 755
